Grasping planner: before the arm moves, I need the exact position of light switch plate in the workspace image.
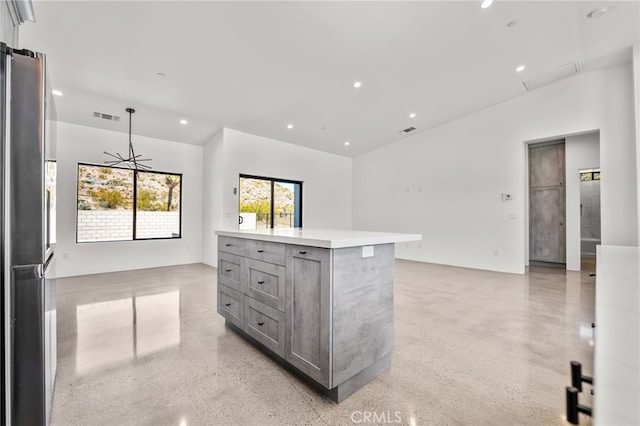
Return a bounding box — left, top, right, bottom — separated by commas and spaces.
362, 246, 374, 258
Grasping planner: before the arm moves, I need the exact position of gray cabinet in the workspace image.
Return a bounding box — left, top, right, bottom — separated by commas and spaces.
219, 236, 245, 256
217, 284, 244, 329
245, 297, 285, 357
246, 258, 285, 311
216, 236, 394, 403
218, 252, 244, 292
245, 239, 286, 265
285, 245, 331, 388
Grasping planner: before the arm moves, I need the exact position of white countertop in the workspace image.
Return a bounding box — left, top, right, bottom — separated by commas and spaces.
594, 245, 640, 426
215, 228, 421, 249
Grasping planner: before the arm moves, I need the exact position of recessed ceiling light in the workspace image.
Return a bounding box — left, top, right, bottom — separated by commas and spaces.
480, 0, 493, 9
52, 90, 63, 96
344, 141, 350, 146
287, 124, 293, 129
587, 7, 607, 18
156, 72, 165, 78
507, 20, 517, 27
409, 113, 416, 118
180, 119, 188, 125
516, 65, 526, 72
353, 81, 362, 88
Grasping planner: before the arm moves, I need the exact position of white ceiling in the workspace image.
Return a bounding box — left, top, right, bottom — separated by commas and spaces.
19, 1, 640, 158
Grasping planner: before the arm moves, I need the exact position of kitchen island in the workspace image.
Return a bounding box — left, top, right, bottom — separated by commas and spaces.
215, 228, 421, 402
594, 246, 640, 425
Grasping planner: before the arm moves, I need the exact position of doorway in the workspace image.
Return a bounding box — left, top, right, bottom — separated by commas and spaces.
529, 141, 566, 266
579, 169, 601, 271
238, 175, 302, 230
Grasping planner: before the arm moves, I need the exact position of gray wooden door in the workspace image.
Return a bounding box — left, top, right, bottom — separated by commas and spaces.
285, 245, 331, 388
529, 142, 566, 263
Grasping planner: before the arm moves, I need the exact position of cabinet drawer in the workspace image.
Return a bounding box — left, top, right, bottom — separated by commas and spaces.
218, 252, 244, 292
247, 259, 285, 311
219, 236, 245, 256
245, 239, 286, 266
245, 297, 285, 357
218, 284, 245, 329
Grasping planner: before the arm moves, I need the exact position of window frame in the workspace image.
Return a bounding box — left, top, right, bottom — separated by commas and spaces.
239, 174, 303, 229
76, 162, 183, 243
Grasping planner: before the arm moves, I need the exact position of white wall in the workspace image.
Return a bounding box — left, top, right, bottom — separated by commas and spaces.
55, 122, 203, 277
565, 132, 600, 271
201, 128, 352, 267
353, 64, 637, 274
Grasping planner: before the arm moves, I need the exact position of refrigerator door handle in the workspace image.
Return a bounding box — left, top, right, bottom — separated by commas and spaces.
37, 252, 55, 279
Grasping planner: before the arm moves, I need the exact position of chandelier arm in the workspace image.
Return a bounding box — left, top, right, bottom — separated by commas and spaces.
103, 107, 152, 171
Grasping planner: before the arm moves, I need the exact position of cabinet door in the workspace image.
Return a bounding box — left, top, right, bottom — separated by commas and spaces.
285, 245, 331, 388
218, 252, 245, 293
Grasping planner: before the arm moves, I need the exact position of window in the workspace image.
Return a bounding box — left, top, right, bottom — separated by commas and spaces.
239, 175, 302, 230
580, 171, 601, 182
77, 163, 182, 242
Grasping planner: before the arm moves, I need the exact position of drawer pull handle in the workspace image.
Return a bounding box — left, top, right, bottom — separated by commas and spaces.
299, 251, 307, 255
257, 250, 264, 253
224, 303, 231, 307
225, 243, 232, 247
257, 322, 264, 326
225, 269, 232, 272
257, 280, 265, 285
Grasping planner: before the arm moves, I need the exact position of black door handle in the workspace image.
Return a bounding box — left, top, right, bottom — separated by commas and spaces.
257, 322, 264, 326
299, 251, 307, 255
257, 280, 265, 285
257, 250, 264, 253
224, 303, 231, 307
225, 269, 232, 272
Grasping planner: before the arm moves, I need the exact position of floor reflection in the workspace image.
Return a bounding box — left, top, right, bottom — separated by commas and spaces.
76, 290, 180, 374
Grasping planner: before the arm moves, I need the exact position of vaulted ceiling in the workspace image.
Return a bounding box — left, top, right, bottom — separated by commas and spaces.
19, 1, 640, 157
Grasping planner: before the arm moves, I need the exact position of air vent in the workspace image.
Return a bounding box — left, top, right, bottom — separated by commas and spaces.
399, 126, 416, 134
522, 61, 581, 92
93, 111, 120, 121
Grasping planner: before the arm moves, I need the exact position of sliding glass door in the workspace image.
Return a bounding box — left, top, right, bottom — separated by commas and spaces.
239, 175, 302, 230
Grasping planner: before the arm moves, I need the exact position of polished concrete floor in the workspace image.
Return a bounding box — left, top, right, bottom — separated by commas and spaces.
51, 260, 596, 425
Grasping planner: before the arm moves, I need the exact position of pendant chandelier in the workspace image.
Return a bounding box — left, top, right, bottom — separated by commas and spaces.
104, 107, 152, 170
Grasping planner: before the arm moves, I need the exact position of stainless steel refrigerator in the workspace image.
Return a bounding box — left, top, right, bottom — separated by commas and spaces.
0, 42, 57, 425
